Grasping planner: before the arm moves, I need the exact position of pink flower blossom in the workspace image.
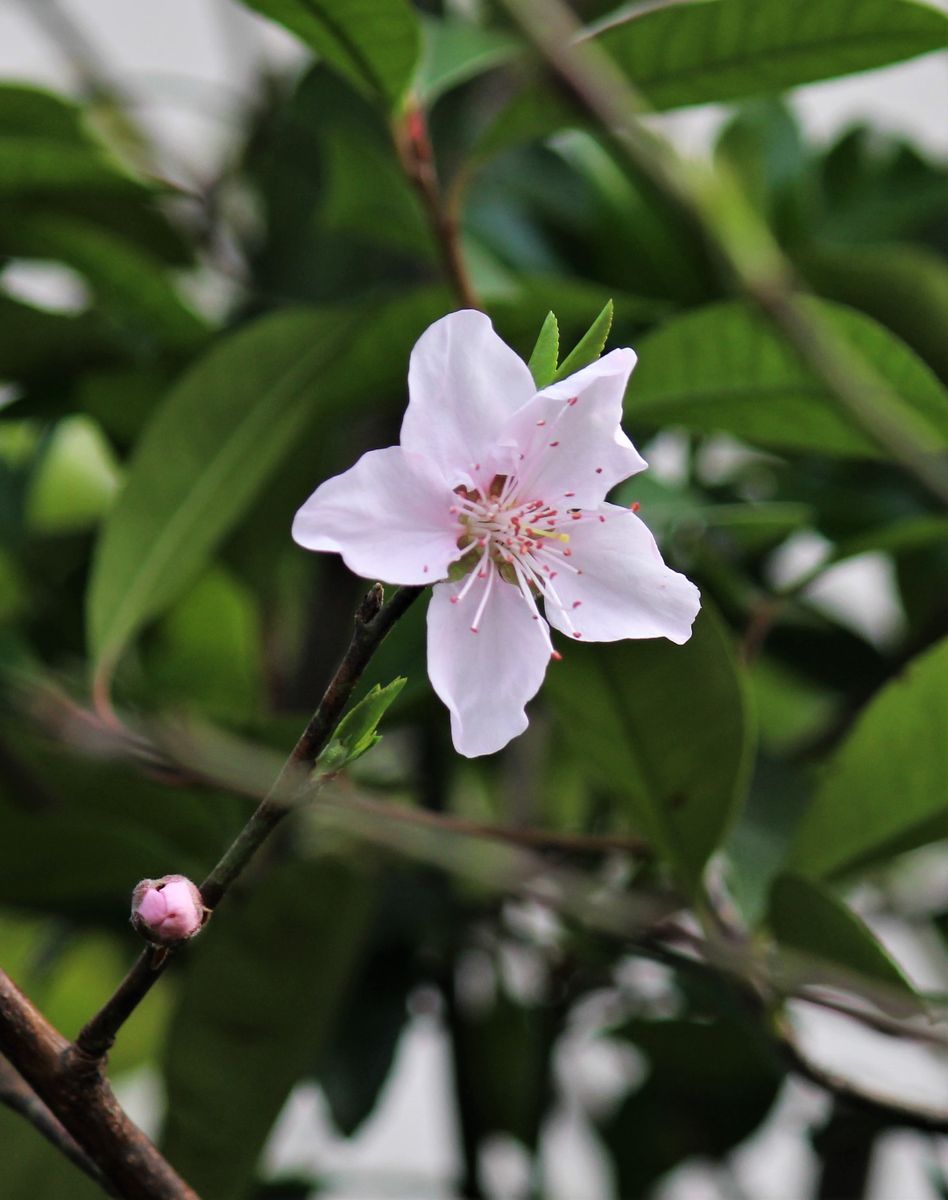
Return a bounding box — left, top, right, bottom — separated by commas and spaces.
293, 310, 700, 757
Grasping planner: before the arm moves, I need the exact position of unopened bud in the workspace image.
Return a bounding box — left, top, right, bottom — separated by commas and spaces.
131, 875, 205, 945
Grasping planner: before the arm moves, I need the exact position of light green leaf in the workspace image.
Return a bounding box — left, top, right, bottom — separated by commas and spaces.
87, 307, 359, 684
238, 0, 421, 110
769, 872, 919, 1014
417, 16, 519, 103
551, 299, 613, 382
787, 636, 948, 879
162, 859, 375, 1200
318, 678, 407, 771
527, 311, 559, 388
596, 0, 948, 111
546, 605, 753, 893
25, 415, 122, 535
628, 299, 948, 457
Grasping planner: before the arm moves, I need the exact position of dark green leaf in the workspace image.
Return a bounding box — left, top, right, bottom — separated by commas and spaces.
0, 137, 145, 196
628, 299, 948, 457
551, 299, 612, 382
238, 0, 421, 110
526, 310, 559, 388
787, 635, 948, 878
768, 872, 920, 1013
0, 84, 85, 142
546, 605, 753, 892
597, 0, 948, 111
161, 859, 375, 1200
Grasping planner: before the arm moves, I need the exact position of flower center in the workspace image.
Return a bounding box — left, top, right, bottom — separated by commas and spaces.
448, 472, 591, 651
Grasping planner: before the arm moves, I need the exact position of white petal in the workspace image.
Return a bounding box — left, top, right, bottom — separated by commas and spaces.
292, 447, 460, 585
427, 572, 552, 757
402, 310, 537, 488
544, 504, 700, 644
500, 348, 645, 510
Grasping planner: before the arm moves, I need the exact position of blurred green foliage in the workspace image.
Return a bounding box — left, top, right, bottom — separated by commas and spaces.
0, 1, 946, 1197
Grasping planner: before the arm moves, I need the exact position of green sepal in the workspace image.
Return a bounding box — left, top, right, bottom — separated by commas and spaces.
527, 311, 559, 388
551, 300, 613, 382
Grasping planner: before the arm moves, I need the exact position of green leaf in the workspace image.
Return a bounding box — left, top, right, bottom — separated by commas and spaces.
551, 299, 612, 382
238, 0, 421, 110
596, 0, 948, 111
526, 311, 559, 388
768, 872, 919, 1013
0, 212, 208, 351
86, 306, 358, 683
0, 136, 144, 196
161, 859, 375, 1200
628, 298, 948, 457
0, 84, 86, 142
787, 635, 948, 879
546, 605, 753, 893
417, 16, 519, 103
318, 678, 406, 771
799, 242, 948, 384
25, 415, 122, 535
0, 294, 113, 380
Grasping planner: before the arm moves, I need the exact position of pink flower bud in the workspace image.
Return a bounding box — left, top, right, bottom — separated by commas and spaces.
131, 875, 205, 945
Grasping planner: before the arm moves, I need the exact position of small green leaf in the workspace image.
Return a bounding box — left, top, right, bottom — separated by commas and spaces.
551, 299, 613, 382
25, 415, 121, 535
768, 872, 920, 1014
596, 0, 948, 111
319, 678, 407, 772
526, 311, 559, 388
787, 635, 948, 879
629, 299, 948, 457
0, 136, 144, 196
238, 0, 421, 110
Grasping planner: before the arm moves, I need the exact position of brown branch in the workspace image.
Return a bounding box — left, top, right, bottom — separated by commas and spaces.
394, 101, 481, 310
76, 584, 422, 1059
325, 789, 651, 857
0, 1055, 120, 1196
0, 970, 197, 1198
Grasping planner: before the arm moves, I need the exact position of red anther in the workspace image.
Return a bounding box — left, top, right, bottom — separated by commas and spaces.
563, 549, 572, 557
423, 565, 429, 573
551, 650, 563, 661
567, 397, 578, 406
536, 419, 546, 426
599, 515, 606, 523
595, 467, 603, 474
572, 600, 582, 608
572, 631, 582, 639
571, 512, 581, 520
564, 491, 575, 497
631, 501, 641, 512
450, 596, 459, 604
549, 441, 560, 447
470, 626, 478, 633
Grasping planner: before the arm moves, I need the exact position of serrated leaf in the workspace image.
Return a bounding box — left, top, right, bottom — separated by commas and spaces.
787, 636, 948, 879
319, 678, 406, 771
628, 299, 948, 457
596, 0, 948, 111
768, 872, 920, 1015
551, 300, 612, 382
526, 310, 559, 388
546, 604, 753, 893
238, 0, 421, 110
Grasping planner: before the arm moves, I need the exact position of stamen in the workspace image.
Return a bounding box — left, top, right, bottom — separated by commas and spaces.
470, 560, 496, 632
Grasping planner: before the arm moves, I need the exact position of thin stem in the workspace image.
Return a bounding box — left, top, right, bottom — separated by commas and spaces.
76, 584, 422, 1059
326, 788, 651, 857
394, 101, 481, 310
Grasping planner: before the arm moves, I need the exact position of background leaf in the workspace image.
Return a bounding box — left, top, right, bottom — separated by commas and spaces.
237, 0, 421, 110
546, 605, 753, 891
787, 636, 948, 879
596, 0, 948, 111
